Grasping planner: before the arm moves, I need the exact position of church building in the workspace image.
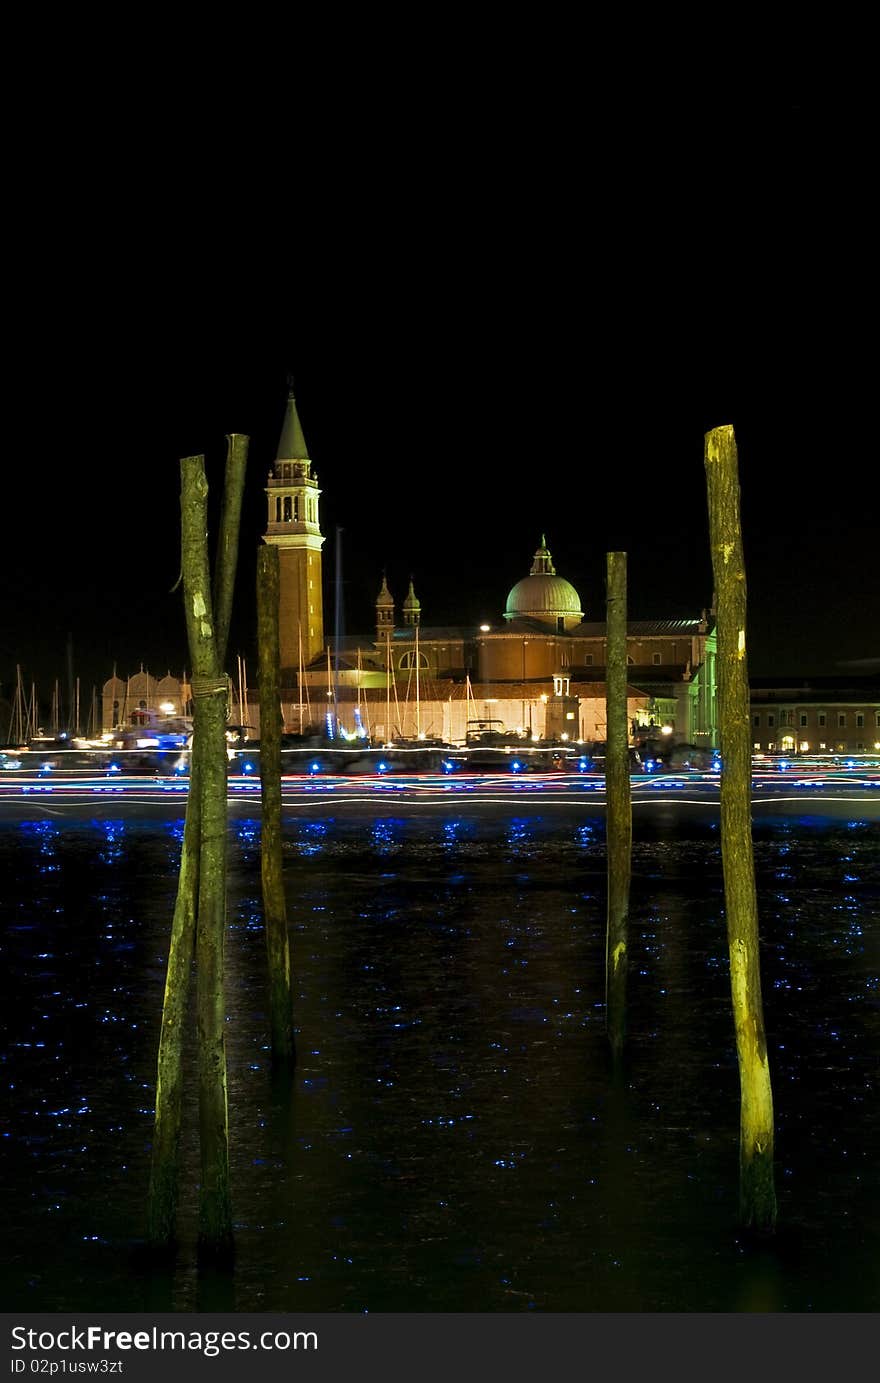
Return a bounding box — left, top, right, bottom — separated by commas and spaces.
264, 390, 719, 748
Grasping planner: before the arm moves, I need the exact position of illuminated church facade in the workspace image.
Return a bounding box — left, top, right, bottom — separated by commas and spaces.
262, 390, 719, 747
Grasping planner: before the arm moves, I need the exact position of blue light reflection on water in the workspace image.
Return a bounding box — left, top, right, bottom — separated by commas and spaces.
0, 807, 877, 1312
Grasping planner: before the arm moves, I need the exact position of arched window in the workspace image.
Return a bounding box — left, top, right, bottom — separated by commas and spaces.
399, 651, 429, 670
283, 495, 292, 522
275, 496, 282, 522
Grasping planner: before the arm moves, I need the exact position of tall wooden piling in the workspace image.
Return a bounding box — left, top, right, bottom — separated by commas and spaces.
605, 551, 631, 1064
213, 434, 249, 665
150, 444, 244, 1256
257, 544, 295, 1065
148, 749, 201, 1246
705, 423, 777, 1232
178, 454, 234, 1256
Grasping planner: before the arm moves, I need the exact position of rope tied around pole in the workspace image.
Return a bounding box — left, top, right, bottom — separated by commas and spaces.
190, 677, 229, 700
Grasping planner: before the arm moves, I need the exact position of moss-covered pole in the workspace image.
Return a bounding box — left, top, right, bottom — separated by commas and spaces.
257, 543, 295, 1065
147, 748, 201, 1246
180, 454, 234, 1256
213, 433, 249, 666
704, 423, 777, 1233
605, 551, 632, 1064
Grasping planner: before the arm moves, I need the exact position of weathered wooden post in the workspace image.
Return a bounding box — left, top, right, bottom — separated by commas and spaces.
605, 551, 631, 1064
148, 437, 247, 1250
213, 434, 249, 664
179, 454, 235, 1256
257, 543, 295, 1065
705, 423, 777, 1233
148, 749, 202, 1246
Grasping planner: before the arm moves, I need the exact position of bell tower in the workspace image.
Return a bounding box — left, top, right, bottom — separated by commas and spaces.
376, 572, 394, 637
263, 386, 325, 675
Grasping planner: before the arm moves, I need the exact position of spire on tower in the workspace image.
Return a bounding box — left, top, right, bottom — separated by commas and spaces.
376, 571, 394, 606
375, 571, 394, 634
402, 577, 421, 626
276, 385, 310, 462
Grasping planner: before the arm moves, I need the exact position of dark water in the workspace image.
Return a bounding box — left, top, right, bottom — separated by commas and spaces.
1, 806, 878, 1312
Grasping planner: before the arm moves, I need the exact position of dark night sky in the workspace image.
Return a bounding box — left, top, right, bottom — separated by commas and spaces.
3, 100, 876, 712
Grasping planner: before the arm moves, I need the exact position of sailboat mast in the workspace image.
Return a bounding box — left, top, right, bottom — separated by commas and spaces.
333, 526, 343, 737
298, 622, 304, 735
415, 624, 421, 739
326, 645, 333, 739
66, 633, 75, 736
385, 630, 391, 745
9, 665, 24, 743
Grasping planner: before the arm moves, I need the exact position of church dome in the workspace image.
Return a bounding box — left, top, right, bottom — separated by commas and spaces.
503, 537, 584, 625
505, 574, 583, 617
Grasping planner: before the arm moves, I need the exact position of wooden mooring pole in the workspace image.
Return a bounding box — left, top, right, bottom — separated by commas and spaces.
148, 436, 247, 1255
257, 543, 295, 1066
605, 551, 631, 1064
705, 423, 777, 1233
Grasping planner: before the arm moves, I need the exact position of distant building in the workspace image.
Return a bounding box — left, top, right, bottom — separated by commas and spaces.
99, 393, 878, 755
262, 390, 719, 746
750, 677, 880, 755
101, 669, 189, 733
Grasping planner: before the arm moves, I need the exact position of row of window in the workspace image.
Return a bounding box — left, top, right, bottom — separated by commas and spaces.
273, 495, 317, 524
754, 711, 876, 728
755, 741, 872, 753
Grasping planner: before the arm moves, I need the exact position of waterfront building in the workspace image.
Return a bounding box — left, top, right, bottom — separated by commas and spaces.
265, 390, 718, 747
101, 668, 188, 734
750, 676, 880, 756
100, 393, 880, 755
